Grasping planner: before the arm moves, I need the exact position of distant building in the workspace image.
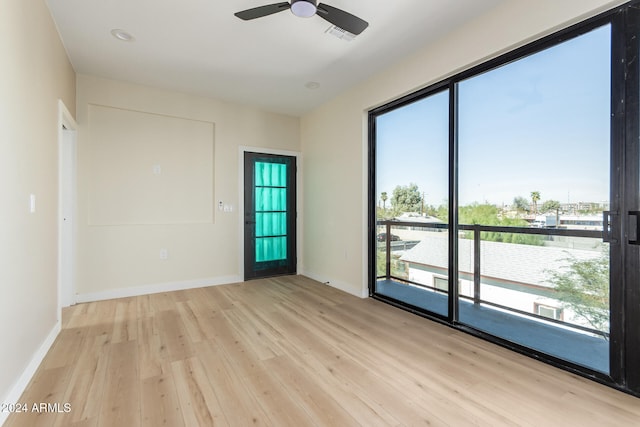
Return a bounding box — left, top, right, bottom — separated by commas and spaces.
381, 213, 446, 241
531, 214, 603, 230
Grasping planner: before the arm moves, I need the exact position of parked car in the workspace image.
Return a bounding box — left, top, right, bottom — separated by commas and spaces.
377, 232, 400, 242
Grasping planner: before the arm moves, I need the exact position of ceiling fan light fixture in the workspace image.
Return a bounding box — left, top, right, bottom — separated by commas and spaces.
291, 0, 317, 18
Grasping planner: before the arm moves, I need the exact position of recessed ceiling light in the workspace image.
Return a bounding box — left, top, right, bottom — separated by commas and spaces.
305, 81, 320, 90
110, 29, 135, 42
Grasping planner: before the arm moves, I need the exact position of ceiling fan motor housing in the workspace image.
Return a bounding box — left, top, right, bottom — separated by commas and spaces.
291, 0, 317, 18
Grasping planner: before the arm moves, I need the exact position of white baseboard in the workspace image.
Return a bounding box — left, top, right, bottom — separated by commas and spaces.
75, 275, 243, 303
0, 321, 61, 427
302, 271, 368, 298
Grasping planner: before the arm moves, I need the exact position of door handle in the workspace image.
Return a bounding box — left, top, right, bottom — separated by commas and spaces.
603, 210, 618, 244
629, 211, 640, 245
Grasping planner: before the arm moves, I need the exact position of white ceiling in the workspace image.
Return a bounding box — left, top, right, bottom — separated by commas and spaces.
46, 0, 504, 116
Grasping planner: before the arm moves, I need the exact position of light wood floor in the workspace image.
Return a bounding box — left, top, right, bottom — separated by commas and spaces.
5, 275, 640, 426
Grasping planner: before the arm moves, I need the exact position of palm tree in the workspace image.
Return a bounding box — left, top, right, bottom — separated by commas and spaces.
531, 191, 541, 214
381, 192, 388, 210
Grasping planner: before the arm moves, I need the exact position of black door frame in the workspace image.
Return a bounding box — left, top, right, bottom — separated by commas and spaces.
619, 2, 640, 391
241, 148, 300, 280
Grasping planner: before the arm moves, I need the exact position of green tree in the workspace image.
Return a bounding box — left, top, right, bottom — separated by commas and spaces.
459, 203, 543, 245
380, 192, 388, 210
459, 203, 501, 225
541, 199, 561, 228
513, 196, 530, 213
377, 206, 392, 219
376, 248, 408, 279
541, 199, 561, 213
546, 248, 610, 336
391, 183, 422, 213
426, 203, 448, 221
531, 191, 541, 214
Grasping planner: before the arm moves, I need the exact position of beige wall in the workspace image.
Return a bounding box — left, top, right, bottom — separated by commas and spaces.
0, 0, 75, 408
87, 105, 215, 226
76, 75, 300, 298
300, 0, 625, 297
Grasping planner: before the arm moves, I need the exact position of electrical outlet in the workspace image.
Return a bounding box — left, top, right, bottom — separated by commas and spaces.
159, 249, 168, 260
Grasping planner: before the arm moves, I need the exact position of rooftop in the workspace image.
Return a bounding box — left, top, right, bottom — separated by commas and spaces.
400, 233, 602, 288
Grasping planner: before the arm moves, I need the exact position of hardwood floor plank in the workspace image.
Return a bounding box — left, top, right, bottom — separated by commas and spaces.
141, 374, 184, 427
148, 292, 176, 313
275, 296, 495, 426
136, 317, 165, 380
60, 335, 111, 423
262, 354, 362, 426
111, 299, 138, 344
155, 310, 194, 362
63, 419, 97, 427
97, 341, 140, 427
175, 300, 209, 344
171, 357, 227, 426
42, 329, 86, 370
202, 285, 238, 311
305, 300, 523, 421
6, 276, 640, 427
266, 309, 403, 426
221, 308, 283, 361
240, 365, 318, 426
195, 339, 272, 426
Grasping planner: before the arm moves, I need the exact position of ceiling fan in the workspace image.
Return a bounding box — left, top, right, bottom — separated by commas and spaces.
234, 0, 369, 35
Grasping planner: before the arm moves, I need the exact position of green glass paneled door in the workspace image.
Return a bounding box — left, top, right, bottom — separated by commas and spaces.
244, 152, 296, 279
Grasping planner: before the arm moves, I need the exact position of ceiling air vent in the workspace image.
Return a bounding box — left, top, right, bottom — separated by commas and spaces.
325, 25, 356, 41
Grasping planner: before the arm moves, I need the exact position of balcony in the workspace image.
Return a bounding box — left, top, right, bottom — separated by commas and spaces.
375, 220, 609, 374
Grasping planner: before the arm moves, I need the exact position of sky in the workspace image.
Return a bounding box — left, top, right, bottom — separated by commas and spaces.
376, 24, 611, 209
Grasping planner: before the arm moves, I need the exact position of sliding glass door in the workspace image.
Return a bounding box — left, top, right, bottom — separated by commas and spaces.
456, 24, 612, 373
369, 3, 640, 395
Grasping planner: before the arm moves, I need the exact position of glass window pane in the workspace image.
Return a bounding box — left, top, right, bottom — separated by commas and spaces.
457, 25, 611, 373
256, 236, 287, 262
256, 162, 286, 187
256, 187, 286, 211
256, 213, 287, 237
375, 90, 450, 317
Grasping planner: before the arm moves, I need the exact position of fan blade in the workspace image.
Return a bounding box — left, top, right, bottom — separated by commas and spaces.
235, 2, 290, 20
316, 3, 368, 35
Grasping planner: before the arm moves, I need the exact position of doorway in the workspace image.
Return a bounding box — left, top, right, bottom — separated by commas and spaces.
243, 152, 297, 280
58, 100, 78, 312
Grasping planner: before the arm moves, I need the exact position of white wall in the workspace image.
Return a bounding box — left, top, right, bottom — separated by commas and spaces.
75, 75, 300, 299
0, 0, 76, 417
300, 0, 626, 297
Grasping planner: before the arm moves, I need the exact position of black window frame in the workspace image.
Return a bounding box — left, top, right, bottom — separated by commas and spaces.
368, 1, 640, 397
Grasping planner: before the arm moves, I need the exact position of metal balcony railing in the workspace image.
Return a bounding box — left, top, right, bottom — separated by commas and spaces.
375, 219, 608, 338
